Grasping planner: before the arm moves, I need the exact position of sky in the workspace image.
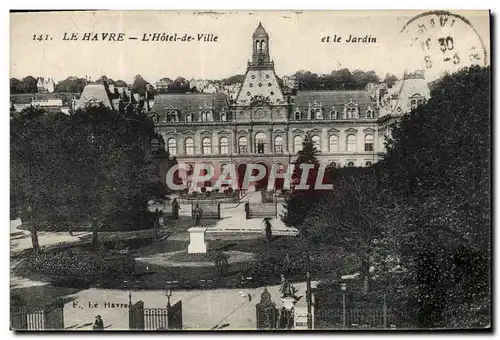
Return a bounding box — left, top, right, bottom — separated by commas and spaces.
10, 10, 490, 84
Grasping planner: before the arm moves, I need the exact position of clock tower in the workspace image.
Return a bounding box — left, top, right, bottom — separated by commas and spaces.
234, 22, 288, 122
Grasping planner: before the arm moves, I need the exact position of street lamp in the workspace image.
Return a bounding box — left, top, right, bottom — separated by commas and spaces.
165, 287, 172, 309
341, 283, 347, 329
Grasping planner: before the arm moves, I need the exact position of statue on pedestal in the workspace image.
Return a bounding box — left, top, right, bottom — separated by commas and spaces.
193, 204, 203, 226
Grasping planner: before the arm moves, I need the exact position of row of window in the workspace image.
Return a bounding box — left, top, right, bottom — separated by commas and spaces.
295, 108, 374, 120
166, 134, 374, 156
157, 110, 228, 123
155, 108, 375, 124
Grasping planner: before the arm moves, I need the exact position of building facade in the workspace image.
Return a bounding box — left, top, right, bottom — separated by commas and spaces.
150, 23, 430, 189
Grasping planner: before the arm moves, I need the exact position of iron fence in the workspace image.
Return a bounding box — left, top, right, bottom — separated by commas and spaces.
11, 308, 45, 330
246, 202, 277, 219
144, 308, 168, 330
315, 308, 415, 329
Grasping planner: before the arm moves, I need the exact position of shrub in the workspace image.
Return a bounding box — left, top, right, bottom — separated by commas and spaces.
17, 250, 135, 278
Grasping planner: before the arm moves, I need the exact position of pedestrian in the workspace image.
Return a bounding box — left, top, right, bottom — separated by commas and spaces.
93, 315, 104, 330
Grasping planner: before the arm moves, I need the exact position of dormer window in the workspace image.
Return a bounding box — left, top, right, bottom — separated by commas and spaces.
294, 110, 302, 120
166, 110, 178, 122
220, 112, 227, 122
346, 108, 352, 119
309, 101, 323, 120
330, 110, 338, 119
345, 103, 359, 119
185, 113, 192, 122
410, 95, 425, 110
310, 108, 322, 120
366, 109, 374, 119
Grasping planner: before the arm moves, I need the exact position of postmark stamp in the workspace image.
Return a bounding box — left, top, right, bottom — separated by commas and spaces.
399, 10, 488, 80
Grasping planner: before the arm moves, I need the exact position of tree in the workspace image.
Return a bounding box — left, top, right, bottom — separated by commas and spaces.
168, 77, 190, 93
281, 133, 333, 229
21, 76, 38, 93
382, 66, 490, 327
132, 74, 149, 95
11, 104, 158, 253
10, 78, 21, 93
383, 73, 398, 88
305, 166, 394, 294
220, 74, 245, 85
55, 76, 87, 93
114, 79, 128, 87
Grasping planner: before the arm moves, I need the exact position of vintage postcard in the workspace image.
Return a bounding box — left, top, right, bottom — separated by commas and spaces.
10, 10, 491, 331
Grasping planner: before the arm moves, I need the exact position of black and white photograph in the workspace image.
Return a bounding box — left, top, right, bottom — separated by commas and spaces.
8, 9, 491, 331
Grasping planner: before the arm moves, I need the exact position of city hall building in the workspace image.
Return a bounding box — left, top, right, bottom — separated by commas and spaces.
150, 23, 430, 189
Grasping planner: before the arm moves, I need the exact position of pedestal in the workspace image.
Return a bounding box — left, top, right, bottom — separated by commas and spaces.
187, 226, 208, 254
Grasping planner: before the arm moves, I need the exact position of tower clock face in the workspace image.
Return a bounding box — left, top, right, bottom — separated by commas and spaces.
400, 11, 488, 81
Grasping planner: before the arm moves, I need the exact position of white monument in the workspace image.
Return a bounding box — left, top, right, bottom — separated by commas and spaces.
187, 226, 208, 254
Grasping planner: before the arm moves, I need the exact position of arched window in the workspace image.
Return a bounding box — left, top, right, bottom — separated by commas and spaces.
220, 112, 227, 122
167, 138, 177, 156
238, 136, 248, 154
274, 136, 283, 153
329, 135, 338, 152
364, 134, 374, 152
201, 111, 208, 122
220, 137, 229, 154
347, 161, 355, 167
410, 100, 417, 110
261, 40, 266, 51
365, 161, 372, 167
202, 137, 212, 155
310, 109, 318, 120
366, 110, 373, 119
417, 99, 423, 106
185, 138, 194, 155
346, 108, 352, 119
312, 135, 321, 151
185, 113, 192, 122
255, 132, 266, 154
346, 134, 356, 152
331, 110, 338, 119
295, 110, 301, 120
221, 163, 228, 174
330, 162, 337, 168
294, 136, 303, 153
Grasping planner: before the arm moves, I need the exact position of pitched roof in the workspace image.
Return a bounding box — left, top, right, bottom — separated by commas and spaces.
76, 84, 113, 110
152, 93, 230, 113
293, 90, 374, 113
394, 78, 431, 100
253, 22, 268, 37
